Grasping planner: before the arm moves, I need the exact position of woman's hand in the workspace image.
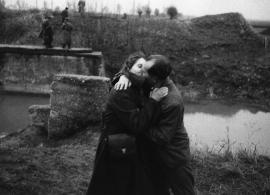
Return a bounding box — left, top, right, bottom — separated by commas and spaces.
114, 75, 131, 90
150, 87, 168, 101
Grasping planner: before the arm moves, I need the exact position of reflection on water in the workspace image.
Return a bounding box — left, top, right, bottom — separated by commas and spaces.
0, 93, 49, 134
185, 101, 270, 155
0, 93, 269, 155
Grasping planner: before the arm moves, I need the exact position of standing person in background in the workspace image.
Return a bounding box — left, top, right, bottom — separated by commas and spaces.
61, 7, 68, 23
39, 16, 54, 48
78, 0, 85, 14
61, 18, 73, 49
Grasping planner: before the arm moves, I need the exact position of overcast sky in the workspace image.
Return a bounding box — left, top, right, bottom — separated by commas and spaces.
5, 0, 270, 21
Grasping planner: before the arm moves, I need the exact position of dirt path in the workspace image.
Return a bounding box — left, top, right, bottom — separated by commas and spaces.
0, 126, 99, 194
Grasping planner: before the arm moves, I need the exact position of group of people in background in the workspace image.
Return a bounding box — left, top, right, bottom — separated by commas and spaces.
39, 7, 73, 49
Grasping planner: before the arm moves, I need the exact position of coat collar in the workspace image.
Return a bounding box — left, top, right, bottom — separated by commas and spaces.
128, 72, 145, 89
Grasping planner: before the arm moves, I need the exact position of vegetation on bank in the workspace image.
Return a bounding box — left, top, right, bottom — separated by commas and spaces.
0, 126, 269, 194
0, 7, 270, 107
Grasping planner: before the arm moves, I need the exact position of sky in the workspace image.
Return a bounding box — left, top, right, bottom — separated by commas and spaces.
5, 0, 270, 21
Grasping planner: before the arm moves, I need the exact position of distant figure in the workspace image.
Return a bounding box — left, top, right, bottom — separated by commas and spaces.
39, 16, 53, 48
78, 0, 85, 14
122, 13, 127, 19
61, 18, 73, 49
61, 7, 69, 23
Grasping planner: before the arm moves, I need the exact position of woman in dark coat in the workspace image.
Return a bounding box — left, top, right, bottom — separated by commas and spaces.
87, 52, 167, 195
61, 18, 73, 49
39, 17, 53, 48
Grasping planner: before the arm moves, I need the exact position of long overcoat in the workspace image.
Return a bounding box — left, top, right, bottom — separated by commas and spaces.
87, 74, 160, 195
62, 22, 73, 46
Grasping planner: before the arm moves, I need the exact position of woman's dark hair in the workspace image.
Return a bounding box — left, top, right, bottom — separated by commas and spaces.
146, 55, 172, 80
112, 51, 145, 86
121, 51, 146, 71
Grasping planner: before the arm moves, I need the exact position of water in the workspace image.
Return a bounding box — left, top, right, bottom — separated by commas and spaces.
0, 93, 49, 135
184, 101, 270, 155
0, 93, 269, 155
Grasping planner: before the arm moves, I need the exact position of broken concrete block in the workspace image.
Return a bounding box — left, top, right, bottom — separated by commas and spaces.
28, 104, 51, 133
48, 74, 110, 139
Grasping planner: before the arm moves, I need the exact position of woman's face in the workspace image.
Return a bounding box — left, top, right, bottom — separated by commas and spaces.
129, 57, 146, 77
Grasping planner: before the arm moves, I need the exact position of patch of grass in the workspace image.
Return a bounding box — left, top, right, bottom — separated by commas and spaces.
1, 126, 269, 194
191, 130, 270, 195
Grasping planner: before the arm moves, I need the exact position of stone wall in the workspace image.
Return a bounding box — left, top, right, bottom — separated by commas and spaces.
28, 105, 51, 133
0, 45, 104, 94
48, 74, 110, 139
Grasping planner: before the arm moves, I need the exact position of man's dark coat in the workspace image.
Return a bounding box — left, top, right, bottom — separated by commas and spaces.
147, 78, 191, 168
39, 20, 53, 48
145, 78, 194, 195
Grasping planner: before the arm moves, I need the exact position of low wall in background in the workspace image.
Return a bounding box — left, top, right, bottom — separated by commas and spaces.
0, 44, 105, 94
48, 74, 110, 139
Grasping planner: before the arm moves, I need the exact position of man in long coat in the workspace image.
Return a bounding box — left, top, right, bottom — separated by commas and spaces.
61, 7, 68, 23
144, 55, 195, 195
114, 55, 195, 195
39, 16, 53, 48
61, 18, 73, 49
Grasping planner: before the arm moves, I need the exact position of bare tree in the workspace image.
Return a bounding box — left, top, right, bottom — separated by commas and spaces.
0, 0, 5, 9
55, 6, 60, 12
72, 0, 76, 11
116, 3, 122, 15
16, 0, 21, 9
132, 0, 135, 15
142, 5, 151, 17
67, 1, 72, 9
167, 6, 178, 19
101, 6, 109, 14
43, 0, 48, 10
94, 1, 97, 12
154, 8, 159, 16
137, 7, 142, 17
16, 0, 28, 10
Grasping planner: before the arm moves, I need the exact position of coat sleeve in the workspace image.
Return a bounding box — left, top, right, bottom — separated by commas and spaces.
108, 89, 160, 135
146, 104, 182, 145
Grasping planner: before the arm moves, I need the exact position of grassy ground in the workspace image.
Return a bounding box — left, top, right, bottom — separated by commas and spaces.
0, 125, 269, 195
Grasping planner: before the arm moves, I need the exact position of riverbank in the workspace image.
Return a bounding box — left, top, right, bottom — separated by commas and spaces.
1, 89, 269, 138
1, 9, 270, 104
0, 121, 269, 194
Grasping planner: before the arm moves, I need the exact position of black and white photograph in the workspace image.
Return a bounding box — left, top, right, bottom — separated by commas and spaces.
0, 0, 270, 194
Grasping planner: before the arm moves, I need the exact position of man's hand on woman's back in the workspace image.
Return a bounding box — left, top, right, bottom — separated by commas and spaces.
150, 87, 168, 102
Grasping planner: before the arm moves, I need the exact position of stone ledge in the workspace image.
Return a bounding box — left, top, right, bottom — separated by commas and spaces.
54, 74, 110, 84
0, 44, 102, 58
48, 74, 110, 139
